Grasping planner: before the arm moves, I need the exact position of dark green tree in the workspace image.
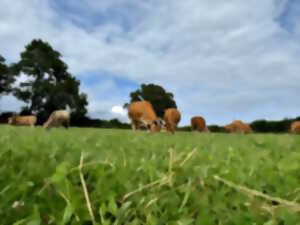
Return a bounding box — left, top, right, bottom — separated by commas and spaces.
0, 55, 15, 95
126, 83, 177, 118
14, 39, 87, 122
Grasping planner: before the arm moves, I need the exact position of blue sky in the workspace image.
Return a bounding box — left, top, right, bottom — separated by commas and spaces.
0, 0, 300, 125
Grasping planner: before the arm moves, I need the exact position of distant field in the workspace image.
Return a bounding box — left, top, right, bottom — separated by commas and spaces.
0, 125, 300, 225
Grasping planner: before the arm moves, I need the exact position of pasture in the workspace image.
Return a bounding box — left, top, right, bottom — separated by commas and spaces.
0, 125, 300, 225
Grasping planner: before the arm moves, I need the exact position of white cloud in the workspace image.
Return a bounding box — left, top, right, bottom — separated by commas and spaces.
112, 105, 127, 116
0, 0, 300, 125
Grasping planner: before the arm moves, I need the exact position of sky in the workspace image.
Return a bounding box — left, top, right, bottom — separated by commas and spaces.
0, 0, 300, 125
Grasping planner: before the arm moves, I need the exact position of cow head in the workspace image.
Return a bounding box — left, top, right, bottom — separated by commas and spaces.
150, 118, 164, 132
8, 117, 12, 124
204, 127, 210, 133
43, 121, 49, 130
159, 118, 166, 129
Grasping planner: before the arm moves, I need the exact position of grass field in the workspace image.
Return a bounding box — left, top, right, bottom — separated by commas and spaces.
0, 125, 300, 225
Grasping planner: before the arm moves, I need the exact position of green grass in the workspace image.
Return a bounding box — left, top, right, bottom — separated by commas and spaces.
0, 125, 300, 225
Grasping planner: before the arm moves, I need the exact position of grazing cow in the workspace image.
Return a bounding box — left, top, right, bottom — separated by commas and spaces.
290, 121, 300, 134
191, 116, 209, 132
128, 101, 162, 132
43, 110, 70, 130
8, 115, 37, 127
224, 120, 252, 134
164, 108, 181, 134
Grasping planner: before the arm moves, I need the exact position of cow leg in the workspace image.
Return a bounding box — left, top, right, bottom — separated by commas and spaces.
131, 121, 137, 131
66, 120, 70, 129
146, 124, 151, 132
64, 120, 70, 129
166, 122, 174, 134
171, 123, 175, 134
172, 123, 178, 134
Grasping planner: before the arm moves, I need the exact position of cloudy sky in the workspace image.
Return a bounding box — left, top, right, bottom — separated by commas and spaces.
0, 0, 300, 125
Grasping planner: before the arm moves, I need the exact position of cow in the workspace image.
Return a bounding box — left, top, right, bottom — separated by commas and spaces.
224, 120, 252, 134
191, 116, 209, 132
290, 121, 300, 134
164, 108, 181, 134
8, 115, 37, 127
128, 101, 163, 132
43, 110, 70, 130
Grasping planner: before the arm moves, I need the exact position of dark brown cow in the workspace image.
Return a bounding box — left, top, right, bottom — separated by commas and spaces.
191, 116, 209, 132
164, 108, 181, 134
290, 121, 300, 134
224, 120, 252, 134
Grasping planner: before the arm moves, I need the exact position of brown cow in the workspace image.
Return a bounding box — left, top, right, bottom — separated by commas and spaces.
191, 116, 209, 132
8, 115, 37, 127
164, 108, 181, 134
290, 121, 300, 134
43, 110, 70, 130
224, 120, 252, 134
128, 101, 162, 132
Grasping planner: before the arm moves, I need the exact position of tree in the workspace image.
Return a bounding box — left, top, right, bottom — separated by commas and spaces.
14, 39, 87, 122
0, 55, 15, 95
126, 83, 177, 118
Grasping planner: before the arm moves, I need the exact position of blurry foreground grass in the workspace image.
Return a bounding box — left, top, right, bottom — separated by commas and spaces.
0, 125, 300, 225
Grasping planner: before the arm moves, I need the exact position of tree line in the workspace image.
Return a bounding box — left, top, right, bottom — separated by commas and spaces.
0, 39, 299, 132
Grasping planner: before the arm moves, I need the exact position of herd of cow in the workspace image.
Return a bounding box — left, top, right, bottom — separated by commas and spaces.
8, 110, 70, 130
128, 101, 300, 134
5, 100, 300, 134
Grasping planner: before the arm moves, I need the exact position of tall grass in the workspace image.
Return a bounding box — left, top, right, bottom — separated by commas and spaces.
0, 125, 299, 224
